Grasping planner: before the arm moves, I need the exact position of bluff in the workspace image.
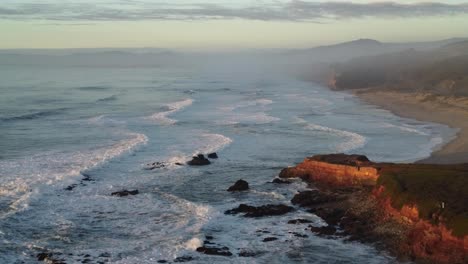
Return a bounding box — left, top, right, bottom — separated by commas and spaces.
281, 154, 468, 263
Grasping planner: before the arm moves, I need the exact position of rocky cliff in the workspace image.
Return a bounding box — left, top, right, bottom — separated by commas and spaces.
281, 154, 468, 263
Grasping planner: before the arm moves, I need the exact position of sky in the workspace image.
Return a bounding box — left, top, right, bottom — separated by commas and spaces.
1, 0, 468, 50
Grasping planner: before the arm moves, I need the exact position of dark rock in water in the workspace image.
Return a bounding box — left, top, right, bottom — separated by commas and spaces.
81, 173, 94, 182
146, 162, 166, 170
207, 152, 218, 159
309, 225, 337, 236
238, 250, 258, 257
65, 184, 77, 191
36, 252, 65, 263
187, 154, 211, 166
225, 204, 294, 217
205, 235, 214, 240
37, 253, 50, 261
111, 190, 139, 197
288, 219, 313, 224
175, 162, 183, 166
227, 179, 249, 192
291, 190, 338, 207
309, 207, 345, 226
262, 237, 278, 242
272, 178, 291, 184
157, 260, 168, 263
196, 246, 232, 256
289, 232, 308, 238
174, 256, 194, 262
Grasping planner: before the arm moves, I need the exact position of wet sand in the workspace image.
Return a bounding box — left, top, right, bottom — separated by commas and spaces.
353, 89, 468, 164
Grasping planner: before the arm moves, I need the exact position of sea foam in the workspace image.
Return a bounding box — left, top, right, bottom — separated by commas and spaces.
147, 98, 193, 125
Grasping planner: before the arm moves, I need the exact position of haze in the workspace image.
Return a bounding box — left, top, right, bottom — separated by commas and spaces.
1, 0, 468, 50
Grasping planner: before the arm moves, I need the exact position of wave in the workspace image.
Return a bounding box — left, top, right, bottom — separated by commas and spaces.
219, 98, 273, 112
96, 95, 118, 102
194, 133, 233, 155
217, 98, 280, 125
295, 117, 366, 152
0, 132, 148, 219
381, 122, 429, 136
146, 99, 193, 125
77, 86, 109, 91
1, 108, 66, 122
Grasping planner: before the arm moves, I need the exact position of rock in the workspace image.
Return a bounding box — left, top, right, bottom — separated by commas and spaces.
175, 162, 184, 166
187, 154, 211, 166
157, 260, 168, 263
81, 173, 94, 182
146, 162, 166, 170
205, 235, 214, 240
37, 253, 50, 261
289, 232, 308, 238
279, 167, 306, 178
174, 256, 194, 262
309, 225, 337, 236
308, 207, 345, 226
225, 204, 294, 217
65, 184, 77, 191
207, 152, 218, 159
36, 252, 65, 264
227, 179, 249, 192
111, 190, 139, 197
291, 190, 338, 207
272, 178, 291, 184
196, 246, 232, 256
238, 250, 258, 257
262, 237, 278, 242
288, 219, 313, 224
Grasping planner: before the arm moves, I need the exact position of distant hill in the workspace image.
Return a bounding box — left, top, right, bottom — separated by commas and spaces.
283, 37, 468, 64
326, 40, 468, 97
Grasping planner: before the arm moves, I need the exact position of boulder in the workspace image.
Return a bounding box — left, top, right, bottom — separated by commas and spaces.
225, 204, 294, 217
196, 246, 232, 256
309, 225, 337, 236
146, 162, 166, 170
207, 152, 218, 159
287, 219, 313, 224
291, 190, 338, 207
227, 179, 249, 192
111, 190, 139, 197
262, 237, 278, 242
272, 178, 291, 184
187, 154, 211, 166
174, 256, 194, 262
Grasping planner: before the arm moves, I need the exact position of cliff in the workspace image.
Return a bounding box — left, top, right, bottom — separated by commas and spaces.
281, 154, 468, 263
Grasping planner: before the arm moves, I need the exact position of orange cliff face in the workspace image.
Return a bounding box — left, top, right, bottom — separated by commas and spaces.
280, 154, 379, 186
281, 154, 468, 263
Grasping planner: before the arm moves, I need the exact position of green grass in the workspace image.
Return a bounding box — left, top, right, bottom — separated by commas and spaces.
377, 164, 468, 237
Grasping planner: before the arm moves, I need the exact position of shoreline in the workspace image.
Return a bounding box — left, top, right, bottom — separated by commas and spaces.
351, 89, 468, 164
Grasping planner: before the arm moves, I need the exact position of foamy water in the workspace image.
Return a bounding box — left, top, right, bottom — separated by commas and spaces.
0, 64, 456, 263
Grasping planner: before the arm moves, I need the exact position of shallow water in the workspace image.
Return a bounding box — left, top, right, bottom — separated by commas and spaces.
0, 63, 455, 263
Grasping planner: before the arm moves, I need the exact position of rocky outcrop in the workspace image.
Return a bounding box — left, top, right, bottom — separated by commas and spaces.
280, 154, 378, 186
281, 154, 468, 264
225, 204, 294, 217
207, 152, 218, 159
187, 154, 211, 166
111, 190, 139, 197
227, 179, 249, 192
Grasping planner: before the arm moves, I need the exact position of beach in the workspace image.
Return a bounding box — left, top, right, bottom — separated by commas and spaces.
353, 89, 468, 164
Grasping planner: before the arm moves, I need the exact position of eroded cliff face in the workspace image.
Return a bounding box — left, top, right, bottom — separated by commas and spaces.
282, 154, 468, 263
280, 154, 379, 186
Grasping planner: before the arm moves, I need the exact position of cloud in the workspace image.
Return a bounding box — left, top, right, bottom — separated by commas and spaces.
0, 1, 467, 21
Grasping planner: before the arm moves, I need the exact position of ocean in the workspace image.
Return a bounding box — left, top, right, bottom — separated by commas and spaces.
0, 62, 456, 263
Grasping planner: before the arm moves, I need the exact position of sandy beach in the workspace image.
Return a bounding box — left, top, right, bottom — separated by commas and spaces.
353, 89, 468, 164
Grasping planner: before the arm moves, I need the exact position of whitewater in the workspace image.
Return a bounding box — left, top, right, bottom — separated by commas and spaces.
0, 63, 456, 263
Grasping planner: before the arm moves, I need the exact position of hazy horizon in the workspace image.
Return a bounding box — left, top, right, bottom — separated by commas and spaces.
2, 0, 468, 50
